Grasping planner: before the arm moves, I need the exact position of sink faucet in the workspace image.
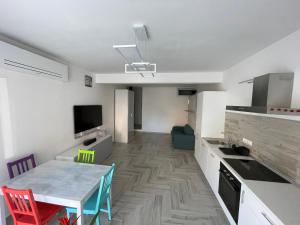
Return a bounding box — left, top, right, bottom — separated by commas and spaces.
226, 136, 233, 148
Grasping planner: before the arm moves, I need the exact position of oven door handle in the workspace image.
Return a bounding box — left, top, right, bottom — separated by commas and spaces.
220, 172, 239, 192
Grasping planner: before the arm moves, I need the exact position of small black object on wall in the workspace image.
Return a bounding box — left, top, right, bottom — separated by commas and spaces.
85, 75, 93, 87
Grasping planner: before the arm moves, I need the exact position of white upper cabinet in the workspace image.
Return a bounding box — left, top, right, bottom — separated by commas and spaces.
195, 91, 226, 138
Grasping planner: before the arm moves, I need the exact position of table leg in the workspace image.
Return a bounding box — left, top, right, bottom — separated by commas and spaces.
77, 203, 84, 225
0, 195, 6, 225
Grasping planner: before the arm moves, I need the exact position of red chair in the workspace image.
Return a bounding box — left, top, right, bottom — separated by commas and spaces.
2, 186, 63, 225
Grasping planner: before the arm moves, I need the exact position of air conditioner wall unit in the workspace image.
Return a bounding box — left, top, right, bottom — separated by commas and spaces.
178, 88, 197, 96
0, 40, 68, 81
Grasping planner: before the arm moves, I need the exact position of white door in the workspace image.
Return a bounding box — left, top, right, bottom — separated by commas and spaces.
114, 90, 128, 143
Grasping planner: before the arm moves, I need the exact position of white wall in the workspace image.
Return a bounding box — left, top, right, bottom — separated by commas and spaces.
187, 95, 197, 130
0, 78, 12, 181
0, 66, 116, 182
223, 29, 300, 107
142, 87, 188, 133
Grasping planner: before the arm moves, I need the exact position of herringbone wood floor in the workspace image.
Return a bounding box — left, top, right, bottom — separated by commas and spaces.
101, 132, 229, 225
6, 132, 229, 225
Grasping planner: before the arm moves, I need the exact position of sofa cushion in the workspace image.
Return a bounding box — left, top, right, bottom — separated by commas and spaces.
183, 124, 194, 135
171, 126, 184, 134
171, 125, 195, 150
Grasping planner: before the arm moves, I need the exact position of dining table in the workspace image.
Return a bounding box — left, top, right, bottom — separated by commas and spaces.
0, 160, 112, 225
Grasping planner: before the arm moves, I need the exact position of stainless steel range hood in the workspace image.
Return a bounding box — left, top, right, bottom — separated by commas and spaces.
226, 73, 296, 114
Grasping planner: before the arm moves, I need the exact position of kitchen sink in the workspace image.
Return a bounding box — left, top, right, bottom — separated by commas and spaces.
206, 140, 226, 145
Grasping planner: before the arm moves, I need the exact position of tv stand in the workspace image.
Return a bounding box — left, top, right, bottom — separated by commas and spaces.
83, 138, 97, 146
56, 134, 112, 164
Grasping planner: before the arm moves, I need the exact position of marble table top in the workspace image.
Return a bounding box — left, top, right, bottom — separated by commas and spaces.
0, 160, 111, 206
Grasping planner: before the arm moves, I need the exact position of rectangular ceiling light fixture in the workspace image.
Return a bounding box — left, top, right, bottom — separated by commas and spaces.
113, 43, 155, 78
113, 44, 144, 62
125, 62, 156, 73
124, 62, 156, 78
133, 24, 149, 41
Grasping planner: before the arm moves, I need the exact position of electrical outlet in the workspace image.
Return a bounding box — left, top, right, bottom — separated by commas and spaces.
242, 138, 253, 146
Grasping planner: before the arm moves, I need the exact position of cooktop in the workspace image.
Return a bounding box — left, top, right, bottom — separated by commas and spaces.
224, 159, 290, 183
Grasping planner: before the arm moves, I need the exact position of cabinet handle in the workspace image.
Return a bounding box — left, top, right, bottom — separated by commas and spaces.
210, 153, 215, 158
241, 190, 245, 204
261, 212, 275, 225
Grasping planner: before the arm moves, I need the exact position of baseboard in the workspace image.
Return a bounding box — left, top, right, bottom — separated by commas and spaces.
134, 130, 170, 134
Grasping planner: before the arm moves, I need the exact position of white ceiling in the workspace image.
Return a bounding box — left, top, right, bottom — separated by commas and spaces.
1, 0, 300, 73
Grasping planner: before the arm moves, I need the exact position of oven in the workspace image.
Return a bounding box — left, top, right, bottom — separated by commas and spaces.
218, 162, 241, 223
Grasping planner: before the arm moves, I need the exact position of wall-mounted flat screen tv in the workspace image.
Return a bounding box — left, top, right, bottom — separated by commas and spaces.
73, 105, 102, 134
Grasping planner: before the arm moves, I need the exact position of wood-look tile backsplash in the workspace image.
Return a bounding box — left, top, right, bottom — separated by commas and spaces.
225, 112, 300, 185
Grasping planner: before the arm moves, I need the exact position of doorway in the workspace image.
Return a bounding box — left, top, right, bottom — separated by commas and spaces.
132, 87, 143, 130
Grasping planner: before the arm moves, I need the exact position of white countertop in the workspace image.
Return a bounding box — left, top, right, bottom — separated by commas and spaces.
244, 180, 300, 225
203, 139, 253, 161
202, 138, 300, 225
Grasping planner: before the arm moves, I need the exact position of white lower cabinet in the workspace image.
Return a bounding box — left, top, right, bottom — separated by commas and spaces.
239, 185, 283, 225
194, 140, 284, 225
238, 189, 262, 225
195, 139, 220, 195
199, 139, 209, 175
238, 208, 261, 225
195, 138, 208, 175
206, 150, 220, 195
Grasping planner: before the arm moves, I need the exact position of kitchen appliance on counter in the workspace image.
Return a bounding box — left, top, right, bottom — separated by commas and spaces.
219, 145, 250, 156
227, 73, 298, 115
218, 162, 241, 223
224, 159, 290, 183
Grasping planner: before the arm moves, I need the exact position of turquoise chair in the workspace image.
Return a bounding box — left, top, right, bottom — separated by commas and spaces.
66, 163, 116, 225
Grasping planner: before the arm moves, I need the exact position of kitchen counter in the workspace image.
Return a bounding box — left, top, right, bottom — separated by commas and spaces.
202, 138, 300, 225
203, 138, 253, 161
244, 180, 300, 225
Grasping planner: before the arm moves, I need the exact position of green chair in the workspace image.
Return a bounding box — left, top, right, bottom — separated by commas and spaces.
77, 149, 95, 164
66, 163, 116, 225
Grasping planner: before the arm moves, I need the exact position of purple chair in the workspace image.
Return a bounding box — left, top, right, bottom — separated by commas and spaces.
7, 154, 37, 179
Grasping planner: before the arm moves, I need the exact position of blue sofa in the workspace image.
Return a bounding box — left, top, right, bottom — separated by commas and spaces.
171, 124, 195, 150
